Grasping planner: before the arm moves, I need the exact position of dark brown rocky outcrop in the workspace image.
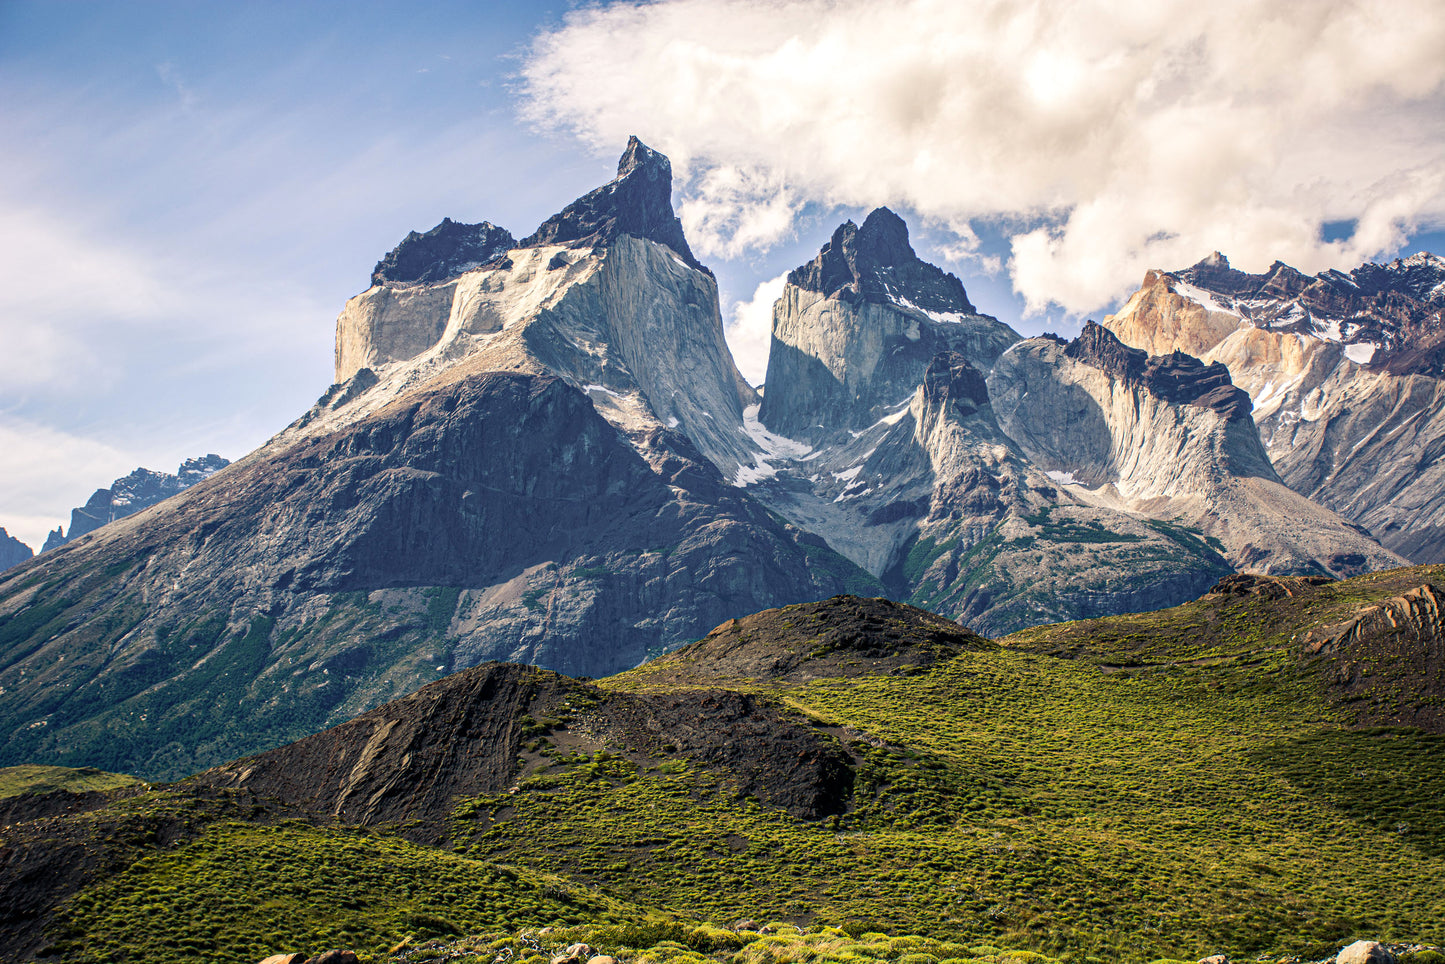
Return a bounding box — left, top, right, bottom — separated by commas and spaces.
201, 663, 558, 829
522, 136, 706, 274
640, 595, 991, 686
370, 218, 515, 286
201, 659, 857, 827
788, 207, 974, 314
1304, 583, 1445, 732
1065, 322, 1252, 421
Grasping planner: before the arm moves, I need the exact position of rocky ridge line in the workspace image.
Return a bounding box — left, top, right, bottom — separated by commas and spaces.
39, 454, 230, 553
1104, 249, 1445, 563
522, 136, 707, 275
370, 218, 515, 286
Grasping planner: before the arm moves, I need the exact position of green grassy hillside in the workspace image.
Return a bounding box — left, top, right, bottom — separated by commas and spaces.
6, 571, 1443, 963
0, 764, 138, 799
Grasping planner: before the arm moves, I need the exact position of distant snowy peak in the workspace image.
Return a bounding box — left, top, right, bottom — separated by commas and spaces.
788, 207, 976, 316
1162, 250, 1445, 375
42, 454, 231, 551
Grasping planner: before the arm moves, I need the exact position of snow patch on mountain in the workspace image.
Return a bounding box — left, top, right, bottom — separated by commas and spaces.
734, 403, 813, 486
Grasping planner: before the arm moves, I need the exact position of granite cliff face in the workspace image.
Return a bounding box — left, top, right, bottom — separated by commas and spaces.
328, 138, 756, 478
989, 324, 1401, 577
1105, 251, 1445, 561
735, 222, 1235, 634
759, 208, 1016, 442
38, 454, 230, 552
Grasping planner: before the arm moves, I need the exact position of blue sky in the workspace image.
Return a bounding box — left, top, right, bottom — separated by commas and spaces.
1, 0, 1442, 550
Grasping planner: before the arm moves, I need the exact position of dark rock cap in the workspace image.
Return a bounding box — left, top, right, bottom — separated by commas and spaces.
371, 218, 515, 286
922, 351, 990, 412
1065, 321, 1252, 421
521, 136, 708, 274
788, 207, 974, 314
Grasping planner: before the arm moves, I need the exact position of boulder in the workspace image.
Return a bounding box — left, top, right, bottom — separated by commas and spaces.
1337, 941, 1396, 964
1197, 955, 1228, 964
259, 956, 307, 964
304, 952, 361, 964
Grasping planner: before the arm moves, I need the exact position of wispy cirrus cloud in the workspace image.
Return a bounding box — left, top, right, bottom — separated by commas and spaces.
521, 0, 1445, 314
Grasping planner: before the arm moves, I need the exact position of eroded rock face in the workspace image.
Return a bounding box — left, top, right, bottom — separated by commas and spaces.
1304, 584, 1445, 732
988, 332, 1402, 578
758, 208, 1016, 441
1104, 251, 1445, 561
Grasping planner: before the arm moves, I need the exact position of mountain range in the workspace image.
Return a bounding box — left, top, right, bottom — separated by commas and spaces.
1106, 251, 1445, 562
0, 138, 1435, 784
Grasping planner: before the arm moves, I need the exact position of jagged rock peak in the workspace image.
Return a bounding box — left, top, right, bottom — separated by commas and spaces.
1065, 321, 1252, 421
789, 207, 975, 314
1352, 250, 1445, 302
371, 218, 515, 286
0, 528, 33, 573
176, 454, 229, 486
1153, 248, 1445, 378
41, 453, 233, 551
921, 351, 989, 412
520, 135, 707, 274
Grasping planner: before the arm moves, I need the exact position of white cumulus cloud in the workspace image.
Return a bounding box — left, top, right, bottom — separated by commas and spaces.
726, 271, 789, 387
0, 417, 142, 550
520, 0, 1445, 314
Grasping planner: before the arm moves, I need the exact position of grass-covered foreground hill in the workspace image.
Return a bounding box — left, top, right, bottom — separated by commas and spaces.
1, 575, 1443, 963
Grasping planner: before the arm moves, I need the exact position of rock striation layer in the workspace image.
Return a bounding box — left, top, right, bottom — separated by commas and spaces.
989, 324, 1402, 577
1105, 251, 1445, 561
